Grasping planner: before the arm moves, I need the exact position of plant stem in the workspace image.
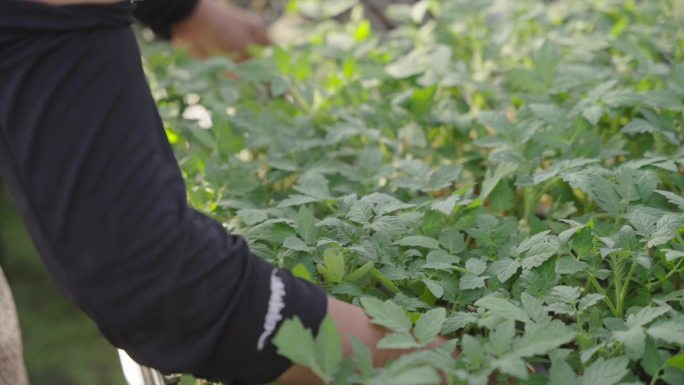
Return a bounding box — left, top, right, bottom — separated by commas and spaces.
588, 273, 619, 316
649, 366, 664, 385
646, 258, 684, 289
616, 262, 637, 318
612, 256, 623, 316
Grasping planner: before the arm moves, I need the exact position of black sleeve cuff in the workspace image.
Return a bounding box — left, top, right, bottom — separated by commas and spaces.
131, 0, 199, 39
193, 257, 328, 385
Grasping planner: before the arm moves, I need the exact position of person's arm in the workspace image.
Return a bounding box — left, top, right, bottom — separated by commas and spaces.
1, 3, 440, 385
31, 0, 271, 58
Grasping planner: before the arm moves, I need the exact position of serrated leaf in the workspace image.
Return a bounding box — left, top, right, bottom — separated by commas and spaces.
423, 279, 444, 298
627, 305, 671, 328
578, 294, 604, 311
278, 194, 321, 208
489, 319, 516, 356
613, 326, 646, 360
647, 214, 684, 248
378, 332, 420, 349
439, 227, 466, 254
556, 256, 588, 275
514, 324, 576, 357
622, 118, 659, 135
273, 317, 317, 368
348, 200, 373, 225
495, 354, 529, 380
591, 174, 622, 215
466, 258, 487, 275
521, 292, 552, 324
580, 357, 629, 385
393, 235, 440, 249
518, 231, 561, 269
414, 308, 447, 345
460, 274, 487, 290
284, 236, 314, 252
315, 316, 343, 379
663, 249, 684, 262
656, 190, 684, 210
238, 208, 269, 226
490, 258, 520, 282
475, 296, 531, 323
390, 366, 441, 385
647, 320, 684, 344
549, 355, 578, 385
360, 297, 412, 332
296, 206, 317, 245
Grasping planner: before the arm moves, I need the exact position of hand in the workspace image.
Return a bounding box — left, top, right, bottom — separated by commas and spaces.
171, 0, 271, 60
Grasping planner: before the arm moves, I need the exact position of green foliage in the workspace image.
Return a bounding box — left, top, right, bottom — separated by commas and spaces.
141, 0, 684, 383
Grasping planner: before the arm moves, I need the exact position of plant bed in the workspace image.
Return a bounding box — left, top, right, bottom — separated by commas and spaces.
141, 0, 684, 384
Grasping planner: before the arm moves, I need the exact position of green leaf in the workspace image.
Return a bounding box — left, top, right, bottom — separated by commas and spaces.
439, 227, 466, 254
556, 256, 588, 275
378, 332, 419, 349
296, 206, 318, 245
521, 292, 552, 324
278, 194, 322, 208
292, 263, 313, 282
414, 308, 447, 345
495, 353, 529, 380
647, 214, 684, 248
489, 319, 516, 356
518, 231, 561, 269
347, 260, 374, 282
423, 279, 445, 298
580, 357, 629, 385
615, 168, 640, 203
393, 235, 440, 249
642, 337, 665, 376
622, 118, 660, 135
656, 190, 684, 210
490, 258, 520, 282
294, 173, 333, 199
480, 162, 518, 200
360, 297, 412, 332
549, 355, 578, 385
390, 366, 441, 385
613, 326, 646, 360
318, 248, 346, 283
460, 273, 487, 290
663, 249, 684, 262
273, 317, 317, 368
590, 175, 621, 215
647, 320, 684, 344
627, 305, 671, 328
284, 236, 314, 252
475, 296, 531, 323
666, 354, 684, 372
514, 324, 576, 357
465, 258, 488, 275
351, 336, 375, 379
315, 316, 343, 379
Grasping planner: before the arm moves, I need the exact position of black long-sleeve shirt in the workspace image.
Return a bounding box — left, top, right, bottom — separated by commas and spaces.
0, 1, 327, 384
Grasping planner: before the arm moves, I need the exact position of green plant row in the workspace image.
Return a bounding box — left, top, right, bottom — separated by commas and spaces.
141, 0, 684, 384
